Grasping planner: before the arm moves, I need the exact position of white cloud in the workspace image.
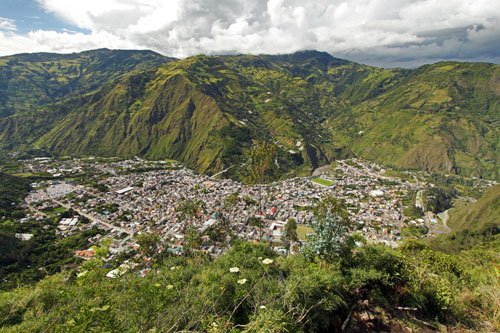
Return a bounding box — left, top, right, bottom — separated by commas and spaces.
0, 0, 498, 67
0, 17, 17, 31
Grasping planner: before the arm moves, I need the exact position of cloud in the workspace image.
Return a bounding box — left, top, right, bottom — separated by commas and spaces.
0, 17, 17, 32
0, 0, 499, 67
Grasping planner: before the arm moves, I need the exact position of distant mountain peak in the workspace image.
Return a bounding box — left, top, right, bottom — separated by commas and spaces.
262, 49, 349, 67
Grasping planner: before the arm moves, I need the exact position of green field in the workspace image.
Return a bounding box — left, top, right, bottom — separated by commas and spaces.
297, 224, 314, 241
311, 178, 334, 186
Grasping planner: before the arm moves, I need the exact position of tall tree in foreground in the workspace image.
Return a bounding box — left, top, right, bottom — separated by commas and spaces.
306, 196, 351, 262
244, 140, 279, 241
283, 218, 298, 254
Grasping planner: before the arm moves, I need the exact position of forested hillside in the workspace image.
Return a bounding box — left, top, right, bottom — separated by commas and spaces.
0, 49, 498, 180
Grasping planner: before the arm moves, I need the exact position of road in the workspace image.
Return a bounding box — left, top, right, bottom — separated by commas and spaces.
53, 199, 132, 235
210, 164, 236, 179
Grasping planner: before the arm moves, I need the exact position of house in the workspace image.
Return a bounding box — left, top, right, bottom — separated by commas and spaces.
116, 186, 134, 195
75, 249, 96, 259
266, 207, 278, 219
15, 233, 34, 241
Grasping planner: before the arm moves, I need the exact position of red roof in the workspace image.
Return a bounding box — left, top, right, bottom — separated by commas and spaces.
75, 250, 95, 258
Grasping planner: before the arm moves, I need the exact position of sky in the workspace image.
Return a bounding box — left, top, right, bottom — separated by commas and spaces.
0, 0, 499, 67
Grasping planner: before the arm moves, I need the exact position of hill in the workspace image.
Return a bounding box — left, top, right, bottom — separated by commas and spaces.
0, 49, 498, 180
0, 240, 497, 332
0, 172, 30, 219
429, 185, 500, 252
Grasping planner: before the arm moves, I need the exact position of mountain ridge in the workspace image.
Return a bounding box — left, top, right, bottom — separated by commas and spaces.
0, 49, 498, 180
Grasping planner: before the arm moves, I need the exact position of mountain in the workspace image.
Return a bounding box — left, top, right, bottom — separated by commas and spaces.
336, 62, 500, 179
0, 49, 498, 179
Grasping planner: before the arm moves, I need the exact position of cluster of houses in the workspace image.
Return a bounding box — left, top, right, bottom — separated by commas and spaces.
14, 156, 497, 279
23, 157, 434, 256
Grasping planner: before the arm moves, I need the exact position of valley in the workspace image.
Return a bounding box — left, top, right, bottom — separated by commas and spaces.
0, 49, 498, 332
2, 155, 494, 284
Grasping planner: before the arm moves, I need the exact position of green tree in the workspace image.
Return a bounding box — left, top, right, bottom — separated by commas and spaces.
244, 141, 279, 241
136, 232, 161, 258
283, 218, 298, 253
244, 140, 279, 185
306, 196, 350, 262
185, 226, 202, 255
248, 216, 265, 241
224, 191, 240, 210
175, 199, 206, 221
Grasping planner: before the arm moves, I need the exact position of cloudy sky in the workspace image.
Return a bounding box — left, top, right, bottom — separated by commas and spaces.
0, 0, 499, 67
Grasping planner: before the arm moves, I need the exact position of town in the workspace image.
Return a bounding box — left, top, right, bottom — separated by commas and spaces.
16, 155, 468, 265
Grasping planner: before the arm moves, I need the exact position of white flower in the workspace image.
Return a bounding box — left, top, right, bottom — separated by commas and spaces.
229, 267, 240, 273
166, 284, 174, 290
212, 322, 218, 327
77, 271, 88, 278
170, 266, 179, 270
237, 278, 247, 285
262, 258, 273, 265
259, 305, 267, 309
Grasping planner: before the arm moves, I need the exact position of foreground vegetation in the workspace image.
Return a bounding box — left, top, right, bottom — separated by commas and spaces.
0, 149, 498, 331
0, 238, 497, 332
0, 189, 498, 332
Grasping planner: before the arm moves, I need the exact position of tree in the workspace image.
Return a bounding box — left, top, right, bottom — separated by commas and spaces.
224, 191, 240, 210
175, 199, 206, 222
248, 216, 265, 241
136, 232, 161, 258
244, 140, 279, 185
185, 226, 202, 255
283, 218, 298, 254
426, 186, 457, 213
244, 141, 279, 241
306, 196, 350, 262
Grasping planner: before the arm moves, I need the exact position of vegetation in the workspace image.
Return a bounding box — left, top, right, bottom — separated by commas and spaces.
426, 185, 457, 214
311, 177, 334, 186
0, 172, 30, 219
0, 50, 497, 180
0, 168, 103, 290
306, 196, 350, 261
0, 49, 498, 331
0, 220, 101, 290
428, 185, 499, 252
0, 237, 497, 332
0, 176, 497, 331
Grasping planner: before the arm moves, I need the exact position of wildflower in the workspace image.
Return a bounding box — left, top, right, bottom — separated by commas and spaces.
154, 283, 161, 288
166, 284, 174, 290
170, 266, 179, 270
237, 278, 247, 285
212, 322, 218, 327
262, 258, 273, 265
259, 305, 267, 309
77, 271, 88, 278
229, 267, 240, 273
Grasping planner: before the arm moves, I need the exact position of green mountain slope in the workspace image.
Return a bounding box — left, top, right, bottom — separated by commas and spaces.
0, 49, 498, 179
0, 49, 172, 118
336, 62, 500, 179
429, 185, 500, 252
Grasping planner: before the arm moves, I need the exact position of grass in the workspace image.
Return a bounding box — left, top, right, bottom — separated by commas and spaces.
297, 224, 314, 241
311, 178, 334, 186
12, 172, 35, 178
